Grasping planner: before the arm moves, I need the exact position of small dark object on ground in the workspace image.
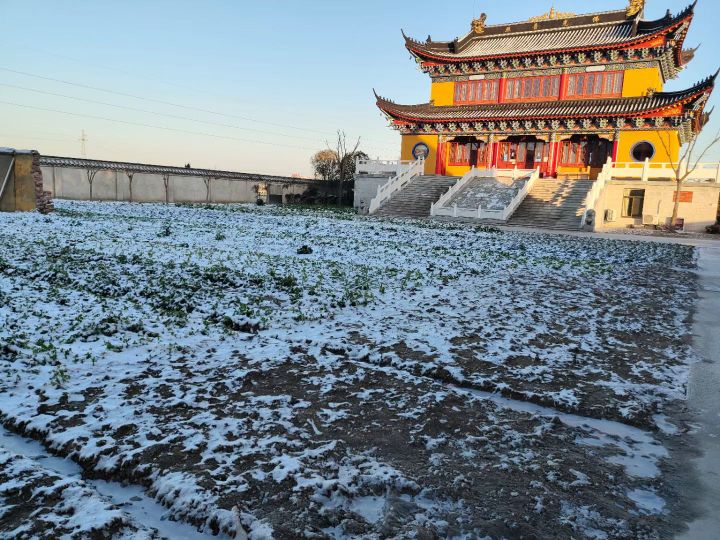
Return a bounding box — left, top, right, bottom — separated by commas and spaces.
297, 245, 313, 255
475, 225, 502, 234
256, 198, 265, 206
706, 223, 720, 234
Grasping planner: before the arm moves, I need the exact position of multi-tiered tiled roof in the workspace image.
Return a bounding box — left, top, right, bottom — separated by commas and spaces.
404, 3, 695, 69
376, 74, 714, 123
376, 2, 713, 142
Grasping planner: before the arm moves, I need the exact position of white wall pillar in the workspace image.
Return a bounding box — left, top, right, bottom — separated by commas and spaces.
641, 158, 650, 182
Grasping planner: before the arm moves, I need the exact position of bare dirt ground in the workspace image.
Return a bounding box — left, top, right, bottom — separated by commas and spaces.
0, 201, 706, 539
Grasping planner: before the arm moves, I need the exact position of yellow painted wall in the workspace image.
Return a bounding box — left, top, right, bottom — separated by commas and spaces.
617, 130, 679, 163
557, 166, 592, 177
622, 67, 663, 97
445, 165, 474, 177
431, 82, 455, 106
401, 134, 439, 174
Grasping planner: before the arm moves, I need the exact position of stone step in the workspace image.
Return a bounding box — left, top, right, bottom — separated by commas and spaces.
506, 178, 594, 230
372, 174, 458, 218
520, 199, 588, 205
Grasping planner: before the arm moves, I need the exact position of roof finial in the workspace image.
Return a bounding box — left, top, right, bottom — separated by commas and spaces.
626, 0, 646, 18
471, 13, 487, 34
528, 7, 575, 22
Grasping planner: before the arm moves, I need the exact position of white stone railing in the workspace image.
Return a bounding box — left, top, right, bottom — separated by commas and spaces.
430, 166, 539, 221
430, 167, 480, 213
580, 158, 614, 228
356, 158, 415, 177
609, 159, 720, 183
368, 158, 425, 214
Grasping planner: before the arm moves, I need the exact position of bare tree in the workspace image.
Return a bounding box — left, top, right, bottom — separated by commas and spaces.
325, 131, 369, 206
203, 176, 213, 203
162, 173, 171, 204
311, 149, 338, 181
329, 131, 361, 206
125, 171, 135, 202
86, 169, 99, 200
659, 127, 720, 227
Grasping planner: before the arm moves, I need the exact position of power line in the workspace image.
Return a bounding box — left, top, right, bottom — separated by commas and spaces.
0, 66, 398, 149
0, 82, 396, 154
0, 99, 324, 152
0, 66, 334, 135
0, 82, 335, 144
0, 39, 226, 100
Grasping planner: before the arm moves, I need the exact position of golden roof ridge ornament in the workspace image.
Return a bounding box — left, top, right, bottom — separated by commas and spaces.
472, 13, 487, 34
626, 0, 646, 18
528, 6, 576, 22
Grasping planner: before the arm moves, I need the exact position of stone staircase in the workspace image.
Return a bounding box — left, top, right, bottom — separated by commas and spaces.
506, 178, 594, 230
374, 175, 458, 218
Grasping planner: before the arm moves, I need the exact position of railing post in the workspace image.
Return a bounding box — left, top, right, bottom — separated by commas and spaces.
512, 165, 518, 180
715, 163, 720, 184
641, 158, 649, 182
453, 204, 458, 218
477, 204, 482, 219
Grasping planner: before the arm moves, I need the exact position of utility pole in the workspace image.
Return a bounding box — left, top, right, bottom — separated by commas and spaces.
79, 130, 88, 158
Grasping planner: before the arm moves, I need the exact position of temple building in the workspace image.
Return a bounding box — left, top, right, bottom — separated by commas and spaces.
375, 0, 714, 180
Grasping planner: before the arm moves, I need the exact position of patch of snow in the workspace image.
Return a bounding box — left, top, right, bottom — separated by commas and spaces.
349, 495, 386, 524
0, 426, 230, 539
627, 488, 666, 515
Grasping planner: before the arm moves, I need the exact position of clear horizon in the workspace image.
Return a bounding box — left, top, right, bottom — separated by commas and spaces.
2, 0, 718, 176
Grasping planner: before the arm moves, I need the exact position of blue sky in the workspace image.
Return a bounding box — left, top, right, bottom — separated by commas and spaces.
1, 0, 718, 176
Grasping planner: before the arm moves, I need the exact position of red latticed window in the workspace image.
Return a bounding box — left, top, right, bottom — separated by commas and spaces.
454, 80, 499, 104
560, 140, 588, 167
566, 71, 623, 99
559, 137, 612, 167
448, 141, 487, 166
505, 75, 560, 101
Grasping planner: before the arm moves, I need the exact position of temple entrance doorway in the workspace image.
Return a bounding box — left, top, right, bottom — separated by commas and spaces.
447, 137, 489, 169
524, 141, 538, 169
497, 136, 550, 175
557, 135, 613, 179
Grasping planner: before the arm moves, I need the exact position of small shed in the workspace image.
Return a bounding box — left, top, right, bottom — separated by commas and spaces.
0, 148, 52, 213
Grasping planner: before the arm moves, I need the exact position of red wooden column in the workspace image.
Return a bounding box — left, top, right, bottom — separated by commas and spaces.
497, 76, 507, 103
435, 138, 447, 175
491, 139, 501, 168
486, 135, 494, 169
558, 71, 568, 101
611, 131, 620, 163
550, 136, 561, 177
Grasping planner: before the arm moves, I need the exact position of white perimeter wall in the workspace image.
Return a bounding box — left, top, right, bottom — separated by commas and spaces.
42, 166, 312, 204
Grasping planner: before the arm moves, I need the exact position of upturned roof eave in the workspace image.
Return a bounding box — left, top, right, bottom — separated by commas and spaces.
404, 4, 695, 64
375, 73, 716, 124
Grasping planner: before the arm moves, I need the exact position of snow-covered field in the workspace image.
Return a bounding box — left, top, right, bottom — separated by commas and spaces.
0, 201, 699, 539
